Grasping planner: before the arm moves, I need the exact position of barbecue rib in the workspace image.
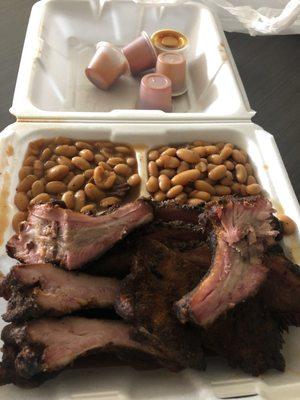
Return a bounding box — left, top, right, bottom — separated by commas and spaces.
6, 200, 153, 270
176, 196, 278, 327
262, 247, 300, 327
115, 239, 207, 370
0, 317, 171, 387
0, 264, 120, 322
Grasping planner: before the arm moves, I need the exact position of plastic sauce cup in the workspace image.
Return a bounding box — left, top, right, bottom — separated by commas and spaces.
123, 31, 157, 76
156, 52, 187, 97
85, 41, 129, 90
137, 73, 172, 112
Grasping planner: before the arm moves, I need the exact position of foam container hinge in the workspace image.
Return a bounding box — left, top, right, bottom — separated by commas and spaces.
0, 121, 299, 400
10, 0, 254, 122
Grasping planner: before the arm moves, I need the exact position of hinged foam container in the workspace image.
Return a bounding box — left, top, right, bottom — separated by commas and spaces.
10, 0, 254, 122
0, 121, 299, 400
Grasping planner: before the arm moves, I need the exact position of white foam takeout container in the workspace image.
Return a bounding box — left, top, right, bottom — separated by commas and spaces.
10, 0, 254, 122
0, 121, 299, 400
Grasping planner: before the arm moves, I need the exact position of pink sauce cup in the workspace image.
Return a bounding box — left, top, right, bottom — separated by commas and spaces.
85, 41, 129, 90
123, 31, 157, 76
156, 52, 187, 97
137, 73, 172, 112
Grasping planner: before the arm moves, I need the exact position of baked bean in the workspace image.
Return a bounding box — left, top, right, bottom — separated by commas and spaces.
99, 172, 117, 190
167, 185, 183, 199
27, 190, 32, 199
211, 196, 221, 202
84, 169, 95, 180
208, 154, 222, 165
174, 192, 187, 205
14, 192, 29, 211
247, 175, 257, 185
188, 198, 203, 206
231, 182, 242, 194
23, 155, 37, 167
74, 190, 86, 211
245, 163, 253, 175
205, 145, 218, 155
192, 140, 207, 147
148, 150, 160, 161
75, 141, 93, 151
19, 166, 33, 181
205, 178, 215, 185
171, 169, 200, 186
224, 160, 234, 170
208, 165, 227, 181
63, 172, 75, 185
81, 204, 96, 214
50, 155, 57, 162
12, 211, 28, 232
214, 185, 231, 196
61, 191, 75, 210
220, 177, 232, 186
195, 161, 207, 173
54, 137, 72, 145
79, 149, 94, 162
57, 156, 73, 169
46, 165, 69, 181
148, 161, 159, 177
240, 185, 248, 196
71, 157, 91, 171
158, 146, 169, 154
115, 146, 132, 154
158, 174, 171, 192
235, 164, 247, 183
220, 145, 232, 160
277, 214, 296, 235
240, 149, 248, 161
31, 180, 45, 198
17, 175, 37, 192
95, 154, 106, 163
84, 183, 104, 201
192, 146, 206, 157
246, 183, 262, 195
98, 162, 112, 171
160, 169, 176, 178
194, 180, 215, 194
184, 186, 194, 194
107, 157, 124, 166
216, 142, 225, 150
55, 145, 77, 157
126, 157, 136, 167
44, 161, 56, 170
232, 149, 247, 164
161, 147, 177, 156
45, 181, 67, 194
100, 196, 121, 208
68, 175, 85, 191
40, 148, 52, 162
127, 174, 141, 187
177, 161, 190, 174
33, 160, 44, 178
157, 155, 180, 169
191, 191, 211, 202
30, 193, 51, 205
176, 148, 200, 164
114, 164, 131, 177
94, 166, 105, 186
28, 144, 40, 156
152, 191, 166, 201
146, 177, 159, 193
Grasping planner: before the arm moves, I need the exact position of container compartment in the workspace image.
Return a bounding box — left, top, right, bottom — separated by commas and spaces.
0, 121, 299, 400
11, 0, 253, 121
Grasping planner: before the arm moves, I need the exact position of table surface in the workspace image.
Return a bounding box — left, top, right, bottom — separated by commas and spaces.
0, 0, 299, 201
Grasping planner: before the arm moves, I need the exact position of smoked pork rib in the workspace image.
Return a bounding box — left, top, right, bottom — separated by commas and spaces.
0, 264, 120, 322
6, 200, 153, 270
0, 317, 170, 387
176, 196, 278, 327
115, 239, 207, 370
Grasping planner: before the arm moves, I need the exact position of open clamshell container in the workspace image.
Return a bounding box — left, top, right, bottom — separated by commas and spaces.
1, 0, 300, 399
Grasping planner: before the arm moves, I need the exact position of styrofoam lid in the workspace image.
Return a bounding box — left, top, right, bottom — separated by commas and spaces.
11, 0, 254, 122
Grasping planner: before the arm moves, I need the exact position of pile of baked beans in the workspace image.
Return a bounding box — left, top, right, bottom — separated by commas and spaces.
146, 141, 262, 205
13, 137, 141, 232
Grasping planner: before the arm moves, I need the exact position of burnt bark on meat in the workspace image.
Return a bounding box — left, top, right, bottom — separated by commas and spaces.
6, 200, 153, 270
0, 317, 172, 387
200, 297, 285, 376
115, 239, 208, 370
0, 264, 120, 322
176, 196, 278, 326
